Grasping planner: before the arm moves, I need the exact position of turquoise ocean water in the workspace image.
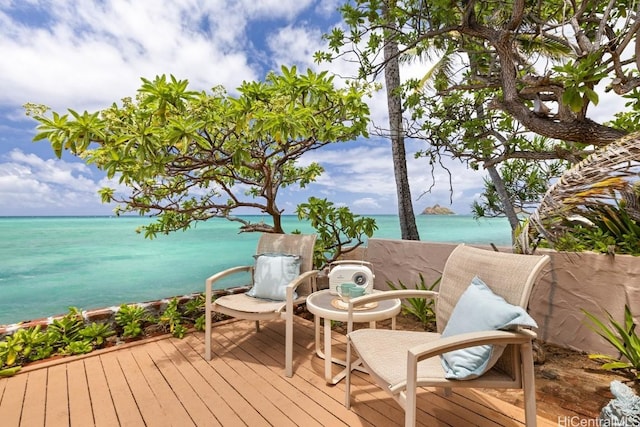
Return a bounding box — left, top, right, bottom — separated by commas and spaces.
0, 215, 512, 325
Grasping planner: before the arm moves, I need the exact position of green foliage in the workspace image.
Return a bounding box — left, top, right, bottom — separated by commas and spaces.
158, 298, 188, 339
0, 298, 207, 377
583, 305, 640, 380
26, 66, 371, 236
47, 307, 85, 349
0, 333, 23, 367
13, 326, 54, 362
317, 0, 640, 227
116, 304, 153, 339
182, 295, 206, 332
80, 322, 115, 347
387, 274, 439, 330
552, 201, 640, 256
553, 54, 608, 113
0, 326, 54, 369
0, 366, 22, 377
295, 197, 377, 268
472, 147, 567, 220
61, 340, 94, 356
193, 315, 205, 332
182, 295, 205, 317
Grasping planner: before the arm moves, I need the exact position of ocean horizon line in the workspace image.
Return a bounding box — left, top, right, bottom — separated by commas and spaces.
0, 213, 477, 219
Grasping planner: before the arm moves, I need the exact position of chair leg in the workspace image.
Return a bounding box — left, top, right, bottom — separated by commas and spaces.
204, 284, 212, 361
345, 335, 352, 409
285, 311, 293, 377
255, 320, 260, 332
406, 352, 418, 427
522, 342, 538, 427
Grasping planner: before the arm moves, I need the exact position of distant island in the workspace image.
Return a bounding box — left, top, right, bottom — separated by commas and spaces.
421, 204, 455, 215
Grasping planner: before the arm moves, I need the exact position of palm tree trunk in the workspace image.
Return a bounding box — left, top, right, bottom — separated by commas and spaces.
384, 2, 420, 241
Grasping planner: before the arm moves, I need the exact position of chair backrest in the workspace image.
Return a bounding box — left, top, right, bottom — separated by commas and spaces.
255, 233, 317, 296
436, 244, 550, 333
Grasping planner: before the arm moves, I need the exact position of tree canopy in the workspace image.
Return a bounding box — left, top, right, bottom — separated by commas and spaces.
317, 0, 640, 230
26, 66, 371, 236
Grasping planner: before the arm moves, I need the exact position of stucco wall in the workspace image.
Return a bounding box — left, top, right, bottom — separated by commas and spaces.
356, 238, 640, 355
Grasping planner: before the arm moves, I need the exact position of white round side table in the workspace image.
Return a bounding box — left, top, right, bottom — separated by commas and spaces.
305, 289, 402, 384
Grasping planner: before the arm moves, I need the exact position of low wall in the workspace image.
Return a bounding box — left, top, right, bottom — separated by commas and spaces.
358, 238, 640, 355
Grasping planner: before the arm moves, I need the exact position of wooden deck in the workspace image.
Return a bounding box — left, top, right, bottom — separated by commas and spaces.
0, 317, 557, 426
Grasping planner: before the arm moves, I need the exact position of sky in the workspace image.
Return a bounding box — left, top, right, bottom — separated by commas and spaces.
0, 1, 620, 217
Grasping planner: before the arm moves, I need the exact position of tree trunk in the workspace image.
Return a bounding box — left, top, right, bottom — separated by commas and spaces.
486, 165, 520, 240
384, 3, 420, 241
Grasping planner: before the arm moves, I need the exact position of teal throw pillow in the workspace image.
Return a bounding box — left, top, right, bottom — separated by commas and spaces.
440, 276, 538, 380
246, 253, 301, 301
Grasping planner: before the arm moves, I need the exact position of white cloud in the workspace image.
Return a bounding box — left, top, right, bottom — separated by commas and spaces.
0, 149, 118, 215
0, 1, 276, 112
0, 0, 490, 216
352, 197, 381, 210
267, 25, 325, 70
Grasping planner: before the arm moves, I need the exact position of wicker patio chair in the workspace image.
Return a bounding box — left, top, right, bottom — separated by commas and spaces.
344, 244, 550, 427
204, 233, 318, 377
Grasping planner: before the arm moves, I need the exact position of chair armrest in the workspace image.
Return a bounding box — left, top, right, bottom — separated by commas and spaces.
408, 329, 535, 363
390, 329, 536, 393
285, 270, 320, 293
205, 265, 252, 290
282, 270, 319, 311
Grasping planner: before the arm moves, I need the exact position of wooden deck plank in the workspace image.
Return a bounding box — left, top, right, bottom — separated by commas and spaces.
113, 349, 172, 427
212, 321, 346, 427
0, 373, 27, 426
157, 337, 247, 426
253, 319, 434, 426
231, 321, 389, 426
180, 334, 272, 427
99, 351, 145, 426
143, 340, 222, 427
239, 319, 433, 426
20, 369, 47, 427
0, 316, 559, 427
205, 324, 300, 427
67, 360, 93, 427
83, 355, 120, 427
45, 364, 69, 427
126, 344, 196, 427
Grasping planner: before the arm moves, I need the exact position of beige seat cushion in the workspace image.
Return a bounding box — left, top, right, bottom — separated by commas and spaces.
214, 293, 286, 314
350, 328, 519, 389
350, 329, 444, 387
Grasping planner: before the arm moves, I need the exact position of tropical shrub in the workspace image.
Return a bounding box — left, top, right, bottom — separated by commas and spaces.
80, 322, 116, 347
0, 299, 204, 378
115, 304, 154, 339
158, 298, 188, 339
387, 274, 440, 330
583, 305, 640, 380
47, 307, 88, 354
551, 201, 640, 256
182, 295, 206, 332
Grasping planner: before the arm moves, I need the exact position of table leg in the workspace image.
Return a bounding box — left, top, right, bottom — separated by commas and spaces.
324, 317, 333, 383
314, 315, 324, 359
